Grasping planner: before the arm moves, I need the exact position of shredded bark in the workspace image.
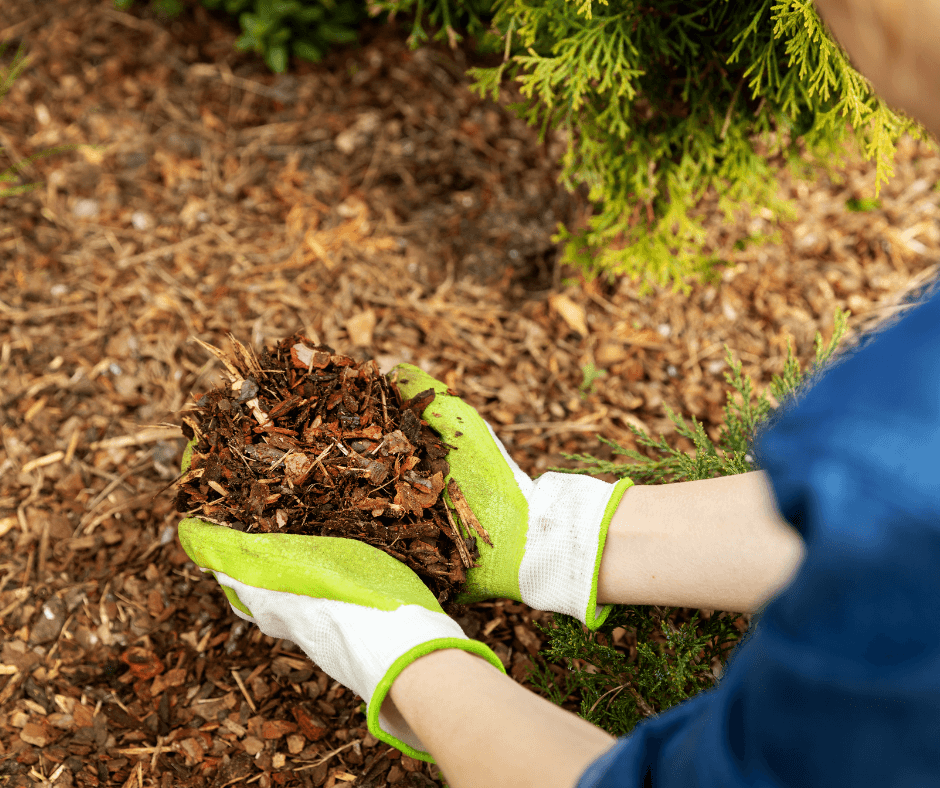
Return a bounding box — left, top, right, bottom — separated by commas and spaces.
174, 334, 478, 607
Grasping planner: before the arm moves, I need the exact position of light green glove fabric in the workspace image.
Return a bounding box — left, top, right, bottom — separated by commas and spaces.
393, 364, 633, 628
393, 366, 531, 603
177, 440, 506, 762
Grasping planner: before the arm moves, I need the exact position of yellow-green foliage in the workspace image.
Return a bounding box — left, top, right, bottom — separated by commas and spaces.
462, 0, 930, 296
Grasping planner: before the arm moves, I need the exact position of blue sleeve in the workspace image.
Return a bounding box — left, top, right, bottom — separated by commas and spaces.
577, 283, 940, 788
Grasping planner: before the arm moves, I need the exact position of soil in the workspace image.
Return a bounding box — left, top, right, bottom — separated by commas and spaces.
175, 334, 481, 608
0, 0, 939, 786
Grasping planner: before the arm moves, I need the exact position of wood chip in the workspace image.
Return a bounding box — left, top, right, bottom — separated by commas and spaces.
20, 451, 64, 473
231, 669, 257, 713
447, 479, 493, 547
177, 333, 474, 606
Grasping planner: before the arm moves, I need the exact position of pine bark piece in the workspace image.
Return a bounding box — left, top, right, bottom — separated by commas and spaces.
447, 479, 493, 547
442, 501, 474, 569
175, 333, 476, 607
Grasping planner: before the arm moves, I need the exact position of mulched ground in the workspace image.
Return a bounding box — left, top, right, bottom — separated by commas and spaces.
1, 1, 939, 786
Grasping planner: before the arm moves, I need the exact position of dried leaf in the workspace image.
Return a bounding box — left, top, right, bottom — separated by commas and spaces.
548, 294, 589, 336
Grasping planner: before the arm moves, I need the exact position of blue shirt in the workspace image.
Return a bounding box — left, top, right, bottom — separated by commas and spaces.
578, 281, 940, 787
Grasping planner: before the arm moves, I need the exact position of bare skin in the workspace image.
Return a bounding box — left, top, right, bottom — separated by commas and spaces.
385, 648, 617, 788
388, 470, 804, 788
597, 470, 804, 612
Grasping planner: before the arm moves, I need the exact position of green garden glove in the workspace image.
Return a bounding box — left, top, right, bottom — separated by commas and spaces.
177, 442, 505, 763
393, 364, 634, 630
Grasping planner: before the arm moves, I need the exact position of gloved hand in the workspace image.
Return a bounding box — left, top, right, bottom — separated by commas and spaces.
177, 442, 505, 763
393, 364, 634, 630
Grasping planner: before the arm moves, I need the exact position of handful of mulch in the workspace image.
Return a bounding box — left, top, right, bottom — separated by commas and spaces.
174, 334, 490, 608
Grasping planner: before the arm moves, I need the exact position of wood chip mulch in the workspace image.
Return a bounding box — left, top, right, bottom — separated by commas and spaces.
1, 0, 939, 786
176, 333, 484, 608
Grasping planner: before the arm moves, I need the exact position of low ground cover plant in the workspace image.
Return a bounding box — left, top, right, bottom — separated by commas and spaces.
527, 305, 854, 735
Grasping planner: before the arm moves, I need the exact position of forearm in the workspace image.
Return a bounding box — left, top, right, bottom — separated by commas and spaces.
598, 470, 805, 612
386, 648, 616, 788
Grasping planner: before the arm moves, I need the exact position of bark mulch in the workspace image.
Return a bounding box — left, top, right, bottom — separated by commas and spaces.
1, 0, 939, 786
176, 333, 484, 608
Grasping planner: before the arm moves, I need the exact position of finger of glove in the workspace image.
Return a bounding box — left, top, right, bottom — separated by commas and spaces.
392, 365, 532, 600
392, 365, 534, 498
177, 518, 445, 614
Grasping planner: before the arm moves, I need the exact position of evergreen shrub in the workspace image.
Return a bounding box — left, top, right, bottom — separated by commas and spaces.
121, 0, 934, 296
523, 305, 854, 736
458, 0, 931, 296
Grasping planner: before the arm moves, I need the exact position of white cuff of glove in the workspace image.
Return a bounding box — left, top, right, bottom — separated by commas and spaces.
520, 472, 625, 625
212, 571, 467, 755
485, 422, 632, 628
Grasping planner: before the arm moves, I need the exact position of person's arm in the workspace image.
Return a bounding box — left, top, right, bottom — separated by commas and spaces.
387, 471, 803, 788
597, 470, 805, 613
386, 648, 616, 788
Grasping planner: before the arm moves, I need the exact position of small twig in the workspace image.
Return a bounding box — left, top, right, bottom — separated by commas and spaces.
626, 682, 656, 717
295, 739, 362, 770
63, 426, 80, 466
587, 683, 628, 715
313, 442, 335, 486
720, 77, 745, 141
87, 425, 184, 451
0, 588, 31, 624
80, 492, 156, 535
378, 379, 389, 427
86, 457, 152, 512
267, 448, 294, 472
443, 501, 473, 569
188, 62, 293, 102
193, 336, 240, 378
19, 451, 64, 474
230, 669, 257, 713
117, 233, 214, 270
447, 480, 492, 547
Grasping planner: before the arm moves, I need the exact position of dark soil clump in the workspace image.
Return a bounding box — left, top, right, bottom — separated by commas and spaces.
174, 334, 484, 609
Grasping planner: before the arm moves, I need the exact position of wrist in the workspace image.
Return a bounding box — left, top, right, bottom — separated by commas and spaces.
387, 640, 616, 788
389, 647, 497, 707
518, 475, 633, 629
371, 638, 507, 763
